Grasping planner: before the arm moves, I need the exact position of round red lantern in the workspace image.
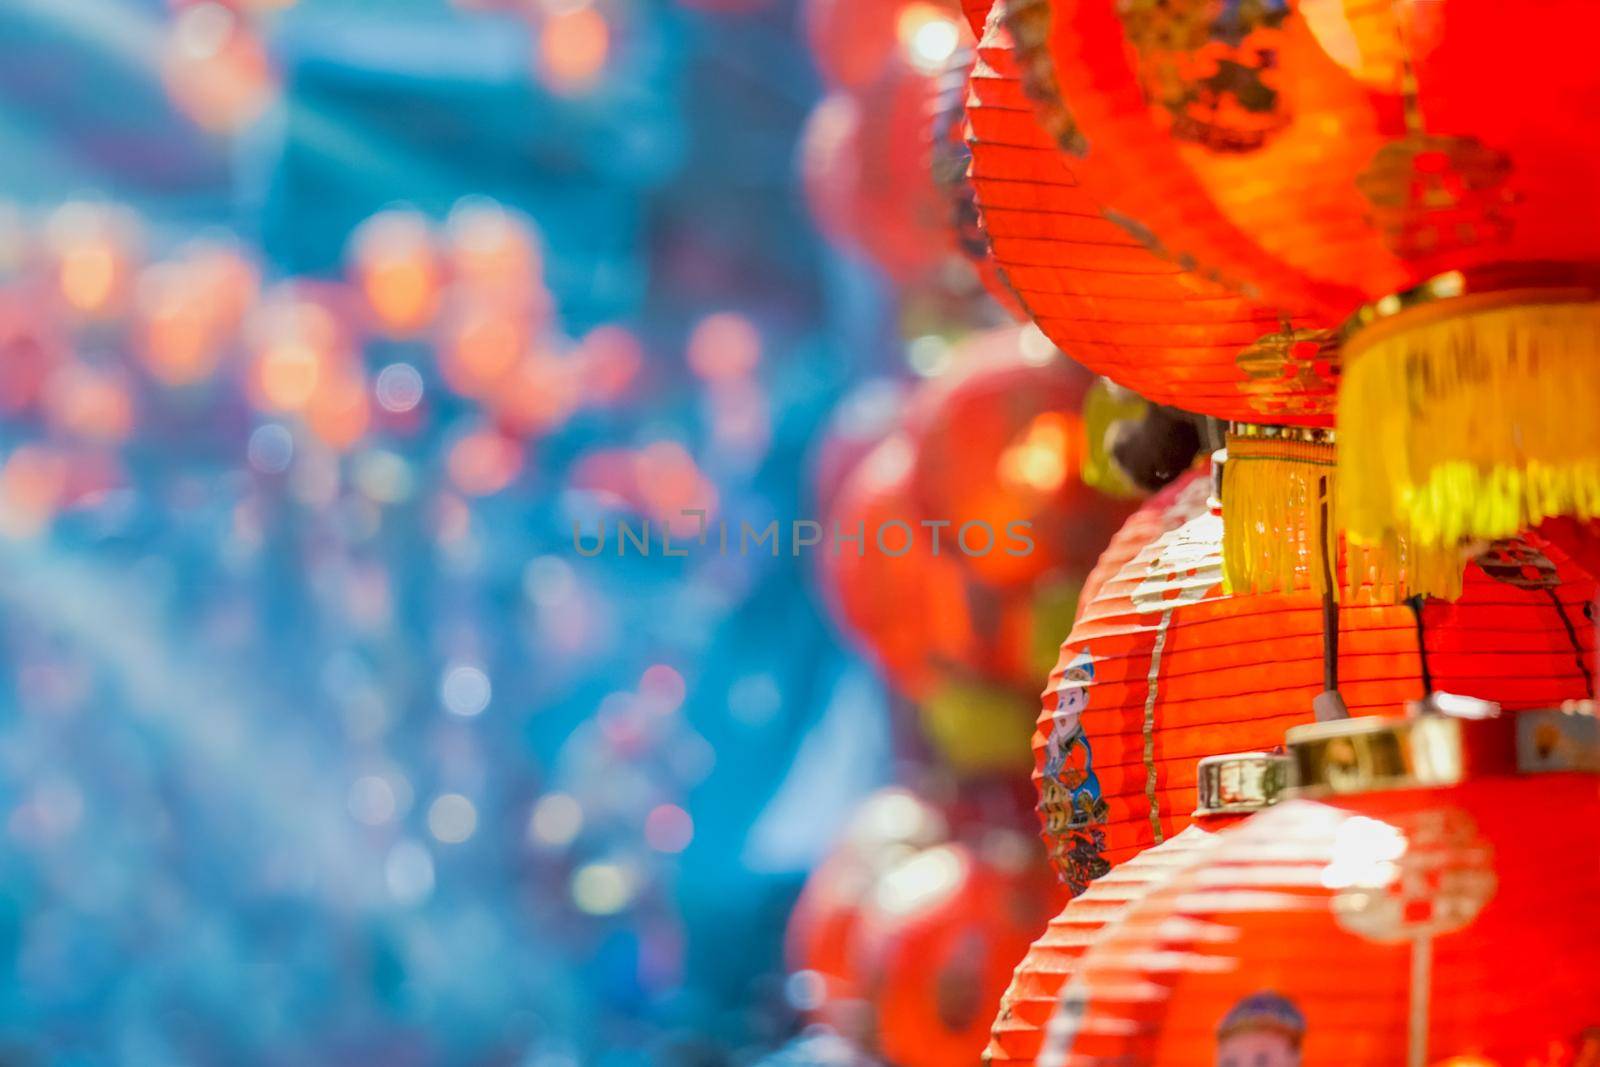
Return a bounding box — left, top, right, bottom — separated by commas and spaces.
788, 788, 950, 1035
854, 839, 1057, 1067
1043, 709, 1600, 1066
1036, 465, 1598, 892
801, 58, 953, 283
966, 3, 1335, 427
986, 750, 1288, 1067
805, 0, 966, 90
1013, 0, 1600, 549
905, 326, 1136, 590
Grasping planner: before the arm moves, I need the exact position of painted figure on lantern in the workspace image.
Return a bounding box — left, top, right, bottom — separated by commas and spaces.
1215, 991, 1305, 1067
1040, 649, 1110, 893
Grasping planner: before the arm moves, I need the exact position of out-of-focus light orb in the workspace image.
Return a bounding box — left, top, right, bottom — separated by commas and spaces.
348, 210, 442, 337
644, 804, 693, 853
0, 445, 68, 539
347, 775, 397, 826
446, 198, 541, 308
427, 794, 479, 844
249, 291, 343, 412
571, 861, 634, 915
375, 362, 425, 414
45, 202, 142, 319
305, 367, 371, 452
1018, 322, 1057, 366
136, 261, 224, 385
907, 333, 952, 378
538, 8, 610, 95
577, 324, 641, 403
447, 427, 524, 496
523, 555, 576, 607
784, 970, 828, 1013
634, 441, 717, 525
44, 363, 136, 443
897, 2, 960, 74
491, 350, 580, 438
686, 312, 760, 383
438, 299, 527, 398
162, 3, 278, 133
529, 792, 584, 847
873, 844, 965, 916
440, 662, 492, 717
353, 449, 415, 504
638, 664, 685, 715
247, 422, 295, 473
385, 840, 436, 905
997, 412, 1073, 494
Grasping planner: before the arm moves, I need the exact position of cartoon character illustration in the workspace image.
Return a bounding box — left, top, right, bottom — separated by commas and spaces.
1215, 991, 1305, 1067
1042, 648, 1104, 827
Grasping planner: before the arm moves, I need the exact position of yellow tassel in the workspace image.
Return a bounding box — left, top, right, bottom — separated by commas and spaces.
1338, 298, 1600, 549
1222, 429, 1465, 600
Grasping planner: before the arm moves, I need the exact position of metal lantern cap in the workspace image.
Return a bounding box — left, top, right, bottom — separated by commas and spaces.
1286, 698, 1600, 797
1193, 750, 1290, 816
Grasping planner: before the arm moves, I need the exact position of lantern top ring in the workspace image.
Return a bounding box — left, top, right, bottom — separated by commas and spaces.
1287, 704, 1600, 798
1194, 750, 1291, 816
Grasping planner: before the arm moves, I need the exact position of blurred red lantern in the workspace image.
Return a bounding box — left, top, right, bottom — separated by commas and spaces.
135, 241, 259, 387
1019, 0, 1600, 551
905, 326, 1136, 590
805, 0, 965, 89
1036, 467, 1598, 892
0, 293, 66, 415
966, 4, 1333, 427
348, 210, 443, 338
247, 285, 350, 414
810, 378, 909, 517
801, 58, 953, 283
43, 362, 136, 444
854, 840, 1057, 1067
445, 199, 544, 316
787, 788, 950, 1033
304, 366, 372, 452
986, 751, 1288, 1067
820, 434, 981, 700
1047, 711, 1600, 1066
437, 297, 529, 400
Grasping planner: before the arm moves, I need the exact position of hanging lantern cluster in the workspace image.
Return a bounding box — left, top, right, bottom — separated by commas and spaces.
989, 0, 1600, 569
1032, 464, 1596, 891
1038, 707, 1600, 1066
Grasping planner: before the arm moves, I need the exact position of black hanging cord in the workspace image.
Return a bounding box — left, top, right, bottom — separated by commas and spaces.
1318, 477, 1339, 692
1407, 594, 1434, 694
1542, 586, 1595, 693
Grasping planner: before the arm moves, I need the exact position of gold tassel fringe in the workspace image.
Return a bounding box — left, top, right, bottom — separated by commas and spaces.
1222, 430, 1465, 600
1338, 298, 1600, 549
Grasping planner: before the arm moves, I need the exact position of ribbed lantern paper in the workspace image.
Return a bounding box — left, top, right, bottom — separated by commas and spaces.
1035, 468, 1598, 892
1040, 720, 1600, 1066
985, 752, 1287, 1067
964, 1, 1336, 428
1011, 0, 1600, 551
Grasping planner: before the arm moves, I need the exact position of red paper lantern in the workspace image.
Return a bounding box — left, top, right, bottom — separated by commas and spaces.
1016, 0, 1600, 547
788, 788, 950, 1031
906, 326, 1135, 590
805, 0, 966, 90
1036, 466, 1598, 892
801, 59, 954, 283
1045, 712, 1600, 1066
854, 840, 1057, 1067
967, 3, 1335, 426
986, 751, 1288, 1067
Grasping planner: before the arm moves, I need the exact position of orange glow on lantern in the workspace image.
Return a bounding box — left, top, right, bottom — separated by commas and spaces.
0, 445, 69, 539
490, 350, 580, 438
445, 200, 542, 311
304, 367, 372, 452
43, 364, 136, 444
348, 210, 442, 337
576, 324, 642, 404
